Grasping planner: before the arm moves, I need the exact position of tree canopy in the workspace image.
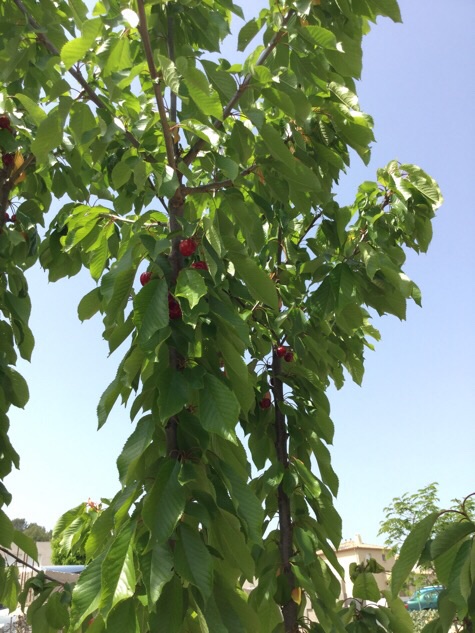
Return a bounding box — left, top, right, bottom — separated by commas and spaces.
0, 0, 450, 632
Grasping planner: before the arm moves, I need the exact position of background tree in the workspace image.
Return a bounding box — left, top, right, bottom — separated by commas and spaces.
10, 518, 52, 542
379, 484, 475, 593
0, 0, 442, 631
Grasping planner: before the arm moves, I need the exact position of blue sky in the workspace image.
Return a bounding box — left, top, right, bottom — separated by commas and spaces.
6, 0, 475, 545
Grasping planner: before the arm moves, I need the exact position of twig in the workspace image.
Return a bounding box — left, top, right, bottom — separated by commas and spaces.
136, 0, 177, 172
13, 0, 139, 148
167, 9, 177, 126
182, 11, 295, 167
0, 545, 67, 587
297, 210, 323, 246
99, 212, 166, 227
272, 227, 298, 631
181, 164, 258, 195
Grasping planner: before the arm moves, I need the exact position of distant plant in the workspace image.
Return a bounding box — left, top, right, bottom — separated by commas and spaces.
10, 518, 52, 542
409, 609, 438, 633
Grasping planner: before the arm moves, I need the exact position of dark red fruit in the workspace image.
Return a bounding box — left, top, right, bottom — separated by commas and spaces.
168, 293, 182, 320
2, 153, 15, 168
259, 397, 272, 409
140, 271, 152, 286
0, 115, 12, 131
276, 345, 287, 358
284, 351, 294, 363
179, 238, 197, 257
3, 212, 10, 222
10, 214, 16, 223
191, 260, 208, 270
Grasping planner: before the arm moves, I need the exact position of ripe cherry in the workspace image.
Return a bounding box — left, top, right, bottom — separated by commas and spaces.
179, 238, 197, 257
140, 271, 152, 286
168, 293, 182, 320
284, 351, 294, 363
0, 115, 12, 131
191, 260, 208, 270
259, 396, 272, 409
276, 345, 287, 358
2, 153, 14, 168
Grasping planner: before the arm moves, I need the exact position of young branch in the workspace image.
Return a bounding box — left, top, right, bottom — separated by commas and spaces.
272, 229, 298, 632
0, 545, 67, 587
167, 10, 177, 126
181, 164, 258, 195
136, 0, 177, 172
182, 11, 295, 167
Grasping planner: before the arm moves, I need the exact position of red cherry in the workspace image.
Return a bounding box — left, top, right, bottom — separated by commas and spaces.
3, 212, 10, 222
140, 271, 152, 286
179, 238, 197, 257
0, 115, 12, 130
259, 397, 272, 409
168, 294, 182, 320
284, 351, 294, 363
191, 260, 208, 270
276, 345, 286, 358
2, 153, 15, 168
10, 214, 16, 223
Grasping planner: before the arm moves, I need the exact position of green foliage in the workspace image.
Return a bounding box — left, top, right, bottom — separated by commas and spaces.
0, 0, 444, 631
409, 610, 438, 633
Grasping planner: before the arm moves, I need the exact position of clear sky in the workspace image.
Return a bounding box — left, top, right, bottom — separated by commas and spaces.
5, 0, 475, 546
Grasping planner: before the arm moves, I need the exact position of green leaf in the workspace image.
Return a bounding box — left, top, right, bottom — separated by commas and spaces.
141, 543, 174, 603
352, 572, 380, 602
103, 38, 132, 76
174, 523, 213, 601
157, 370, 191, 423
117, 415, 154, 485
100, 521, 136, 611
111, 160, 132, 189
78, 288, 102, 321
431, 521, 475, 559
0, 511, 13, 547
227, 251, 278, 310
14, 94, 47, 126
133, 279, 169, 348
175, 269, 207, 309
238, 18, 260, 52
12, 529, 38, 562
182, 66, 223, 120
208, 509, 255, 580
7, 368, 29, 408
61, 19, 102, 69
153, 575, 186, 633
105, 598, 138, 633
71, 553, 105, 628
45, 591, 70, 629
31, 104, 69, 164
382, 591, 414, 633
391, 512, 439, 596
302, 25, 338, 49
142, 460, 186, 545
157, 55, 181, 94
198, 374, 240, 442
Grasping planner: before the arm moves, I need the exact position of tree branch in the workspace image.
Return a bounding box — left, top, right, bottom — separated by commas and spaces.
167, 9, 177, 126
272, 228, 298, 632
182, 11, 295, 168
0, 545, 67, 587
136, 0, 177, 172
13, 0, 140, 149
181, 164, 258, 195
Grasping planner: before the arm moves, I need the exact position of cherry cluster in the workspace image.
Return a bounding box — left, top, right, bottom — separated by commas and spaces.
0, 114, 16, 171
139, 238, 209, 321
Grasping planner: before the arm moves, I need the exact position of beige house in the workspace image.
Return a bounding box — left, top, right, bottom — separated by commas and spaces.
328, 533, 394, 601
